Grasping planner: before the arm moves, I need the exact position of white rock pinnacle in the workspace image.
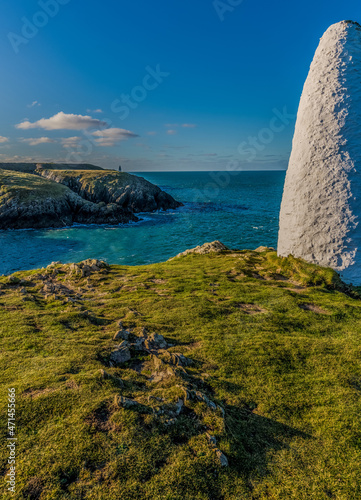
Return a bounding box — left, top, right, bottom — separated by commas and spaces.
278, 20, 361, 284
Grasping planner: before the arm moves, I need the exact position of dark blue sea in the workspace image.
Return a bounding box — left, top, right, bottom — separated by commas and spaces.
0, 171, 286, 274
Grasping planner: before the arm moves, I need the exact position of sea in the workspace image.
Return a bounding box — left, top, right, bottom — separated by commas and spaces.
0, 171, 286, 275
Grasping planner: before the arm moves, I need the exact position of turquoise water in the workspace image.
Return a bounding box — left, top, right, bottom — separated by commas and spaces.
0, 171, 286, 274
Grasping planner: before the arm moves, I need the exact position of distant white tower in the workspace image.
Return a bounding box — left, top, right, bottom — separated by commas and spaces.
278, 20, 361, 284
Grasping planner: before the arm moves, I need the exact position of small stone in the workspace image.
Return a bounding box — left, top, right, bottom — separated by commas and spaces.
19, 288, 27, 294
215, 449, 228, 467
206, 433, 217, 447
175, 398, 183, 415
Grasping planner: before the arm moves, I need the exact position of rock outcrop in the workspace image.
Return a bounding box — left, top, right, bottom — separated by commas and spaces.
0, 169, 137, 230
278, 21, 361, 284
37, 169, 183, 213
170, 241, 230, 259
0, 165, 183, 229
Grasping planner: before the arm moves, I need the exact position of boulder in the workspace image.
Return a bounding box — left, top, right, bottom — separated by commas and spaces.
110, 346, 131, 365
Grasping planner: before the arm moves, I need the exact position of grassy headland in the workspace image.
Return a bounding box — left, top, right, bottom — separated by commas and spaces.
1, 247, 361, 499
0, 166, 181, 229
37, 169, 183, 212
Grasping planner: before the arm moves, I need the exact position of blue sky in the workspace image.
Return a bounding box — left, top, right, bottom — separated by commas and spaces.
0, 0, 360, 171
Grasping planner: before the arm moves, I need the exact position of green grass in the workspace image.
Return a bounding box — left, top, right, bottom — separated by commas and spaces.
1, 249, 361, 499
0, 169, 70, 203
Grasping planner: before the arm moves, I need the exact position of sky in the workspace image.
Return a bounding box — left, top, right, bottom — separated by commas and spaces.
0, 0, 360, 172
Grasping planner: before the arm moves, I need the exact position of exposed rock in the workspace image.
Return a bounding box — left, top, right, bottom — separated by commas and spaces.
37, 169, 183, 213
175, 398, 183, 416
170, 241, 230, 260
255, 246, 275, 252
278, 21, 361, 285
0, 169, 138, 230
162, 352, 192, 367
195, 391, 218, 411
113, 329, 130, 341
215, 449, 228, 467
109, 346, 131, 365
206, 433, 217, 447
114, 395, 148, 412
144, 333, 168, 350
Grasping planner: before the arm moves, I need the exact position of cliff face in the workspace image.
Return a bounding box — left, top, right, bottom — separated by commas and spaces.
0, 169, 137, 229
37, 169, 183, 213
278, 21, 361, 284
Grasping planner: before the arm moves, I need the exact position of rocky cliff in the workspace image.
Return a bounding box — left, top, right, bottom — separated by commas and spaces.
37, 169, 183, 213
278, 20, 361, 284
0, 169, 137, 229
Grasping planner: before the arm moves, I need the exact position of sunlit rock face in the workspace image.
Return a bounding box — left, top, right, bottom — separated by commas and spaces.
278, 20, 361, 284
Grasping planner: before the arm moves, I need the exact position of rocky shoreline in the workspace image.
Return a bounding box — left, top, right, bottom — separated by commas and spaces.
0, 165, 182, 230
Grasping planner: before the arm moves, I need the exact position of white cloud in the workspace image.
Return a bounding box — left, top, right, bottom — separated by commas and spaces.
165, 123, 179, 128
91, 128, 139, 147
167, 129, 177, 135
27, 100, 41, 108
20, 137, 56, 146
0, 136, 9, 143
182, 123, 196, 128
16, 112, 107, 131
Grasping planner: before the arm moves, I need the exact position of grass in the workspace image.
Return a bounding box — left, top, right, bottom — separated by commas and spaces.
1, 248, 361, 499
0, 169, 70, 203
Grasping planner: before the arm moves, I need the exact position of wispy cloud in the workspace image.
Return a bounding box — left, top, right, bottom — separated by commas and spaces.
20, 137, 56, 146
16, 112, 107, 131
86, 108, 103, 114
147, 131, 157, 136
165, 123, 197, 129
27, 101, 41, 108
91, 128, 139, 146
166, 129, 177, 135
0, 136, 9, 143
60, 137, 82, 148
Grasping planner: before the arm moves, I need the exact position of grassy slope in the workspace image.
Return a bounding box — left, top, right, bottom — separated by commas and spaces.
1, 249, 361, 499
0, 169, 70, 203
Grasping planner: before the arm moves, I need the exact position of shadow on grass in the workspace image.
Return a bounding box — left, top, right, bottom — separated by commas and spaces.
225, 402, 312, 481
